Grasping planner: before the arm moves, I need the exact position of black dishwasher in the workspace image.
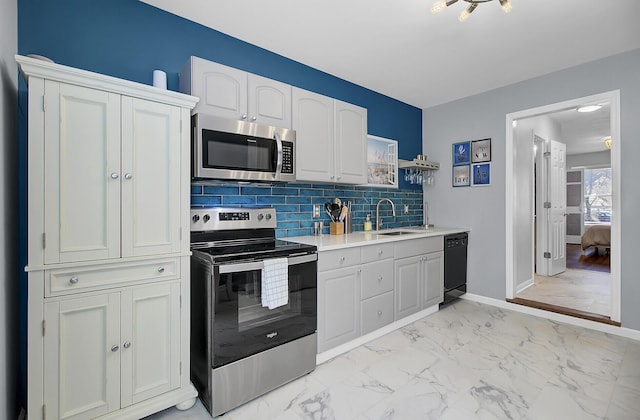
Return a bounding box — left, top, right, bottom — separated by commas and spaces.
441, 232, 468, 306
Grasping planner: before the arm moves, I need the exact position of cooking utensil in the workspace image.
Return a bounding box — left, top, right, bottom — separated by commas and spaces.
338, 205, 348, 222
324, 203, 334, 220
333, 197, 342, 206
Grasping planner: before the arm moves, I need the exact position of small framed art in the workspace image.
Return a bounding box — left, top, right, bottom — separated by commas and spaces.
453, 165, 470, 187
452, 141, 470, 166
471, 138, 491, 163
472, 163, 491, 186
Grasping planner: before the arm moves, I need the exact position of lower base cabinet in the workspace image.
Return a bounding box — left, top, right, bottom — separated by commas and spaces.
318, 267, 361, 353
43, 283, 181, 420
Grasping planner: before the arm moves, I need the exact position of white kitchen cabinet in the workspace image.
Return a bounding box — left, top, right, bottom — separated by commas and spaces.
43, 283, 180, 419
422, 251, 444, 308
394, 255, 422, 319
318, 266, 361, 353
293, 87, 367, 184
180, 56, 291, 127
18, 55, 198, 420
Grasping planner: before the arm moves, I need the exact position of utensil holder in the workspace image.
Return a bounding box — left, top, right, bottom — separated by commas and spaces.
330, 222, 344, 235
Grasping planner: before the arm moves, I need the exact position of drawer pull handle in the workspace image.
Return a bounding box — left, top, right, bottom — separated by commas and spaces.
378, 276, 383, 282
111, 345, 119, 352
124, 173, 133, 180
123, 341, 131, 349
378, 310, 383, 317
378, 250, 383, 255
69, 276, 79, 284
110, 172, 119, 179
340, 256, 345, 262
158, 267, 165, 273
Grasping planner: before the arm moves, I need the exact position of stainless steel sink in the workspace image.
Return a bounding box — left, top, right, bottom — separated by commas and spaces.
376, 231, 416, 236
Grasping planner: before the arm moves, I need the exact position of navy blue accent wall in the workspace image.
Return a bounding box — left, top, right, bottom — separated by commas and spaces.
17, 0, 423, 187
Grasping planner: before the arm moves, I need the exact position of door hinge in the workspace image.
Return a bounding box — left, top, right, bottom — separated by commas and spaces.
544, 252, 551, 259
543, 151, 551, 158
543, 202, 551, 209
42, 233, 46, 249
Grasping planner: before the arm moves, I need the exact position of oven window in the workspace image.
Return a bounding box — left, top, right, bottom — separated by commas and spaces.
213, 260, 317, 368
203, 129, 276, 172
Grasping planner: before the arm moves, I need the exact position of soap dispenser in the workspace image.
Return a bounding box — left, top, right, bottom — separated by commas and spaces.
364, 214, 372, 231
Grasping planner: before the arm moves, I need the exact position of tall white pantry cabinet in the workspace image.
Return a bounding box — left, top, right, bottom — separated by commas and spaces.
17, 55, 199, 420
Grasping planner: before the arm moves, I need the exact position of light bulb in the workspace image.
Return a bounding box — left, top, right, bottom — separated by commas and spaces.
458, 4, 476, 22
499, 0, 512, 13
430, 0, 447, 14
577, 105, 603, 113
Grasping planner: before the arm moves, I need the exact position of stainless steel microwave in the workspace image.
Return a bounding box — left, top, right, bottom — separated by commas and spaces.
192, 113, 296, 182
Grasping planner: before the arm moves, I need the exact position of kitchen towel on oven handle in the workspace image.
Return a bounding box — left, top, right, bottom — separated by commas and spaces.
261, 257, 289, 309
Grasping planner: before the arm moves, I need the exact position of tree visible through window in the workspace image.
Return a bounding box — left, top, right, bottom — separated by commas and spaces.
584, 167, 611, 224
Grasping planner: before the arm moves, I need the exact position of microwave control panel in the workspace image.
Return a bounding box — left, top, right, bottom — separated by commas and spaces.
282, 141, 294, 174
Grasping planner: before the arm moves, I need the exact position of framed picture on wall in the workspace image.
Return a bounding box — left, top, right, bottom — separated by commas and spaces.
471, 138, 491, 163
452, 141, 471, 166
472, 163, 491, 186
453, 165, 470, 187
365, 135, 398, 188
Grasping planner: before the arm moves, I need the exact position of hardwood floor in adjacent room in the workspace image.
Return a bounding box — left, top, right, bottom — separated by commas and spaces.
567, 243, 610, 273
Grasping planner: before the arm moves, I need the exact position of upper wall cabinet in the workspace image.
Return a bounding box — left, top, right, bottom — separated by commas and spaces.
293, 87, 367, 184
180, 56, 292, 128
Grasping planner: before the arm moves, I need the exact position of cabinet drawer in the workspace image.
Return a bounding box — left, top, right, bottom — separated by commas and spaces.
318, 247, 361, 271
361, 291, 394, 335
361, 243, 394, 263
46, 258, 179, 296
395, 237, 443, 259
361, 260, 394, 300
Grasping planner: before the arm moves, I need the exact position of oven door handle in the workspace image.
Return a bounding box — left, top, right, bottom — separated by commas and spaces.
218, 253, 316, 274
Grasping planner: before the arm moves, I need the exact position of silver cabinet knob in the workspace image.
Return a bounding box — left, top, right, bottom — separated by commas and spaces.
124, 173, 133, 180
378, 249, 383, 255
241, 114, 247, 120
110, 173, 119, 179
123, 341, 131, 349
250, 116, 257, 121
111, 345, 119, 352
337, 176, 342, 180
69, 276, 79, 284
340, 256, 345, 262
378, 276, 383, 282
378, 310, 383, 317
330, 175, 335, 180
158, 267, 165, 273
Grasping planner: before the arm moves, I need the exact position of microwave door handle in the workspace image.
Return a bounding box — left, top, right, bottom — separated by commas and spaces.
273, 132, 283, 179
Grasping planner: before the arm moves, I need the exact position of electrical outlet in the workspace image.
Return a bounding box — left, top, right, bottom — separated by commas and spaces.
313, 204, 321, 218
403, 204, 409, 214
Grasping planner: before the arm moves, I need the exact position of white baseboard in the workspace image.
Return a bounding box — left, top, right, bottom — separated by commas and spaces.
316, 305, 440, 365
461, 293, 640, 342
515, 278, 534, 294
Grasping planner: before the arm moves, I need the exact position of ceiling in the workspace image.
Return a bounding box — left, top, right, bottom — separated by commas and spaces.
545, 104, 611, 156
140, 0, 640, 110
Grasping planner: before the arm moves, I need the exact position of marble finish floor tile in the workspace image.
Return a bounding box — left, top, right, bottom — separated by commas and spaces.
517, 269, 611, 316
147, 300, 639, 420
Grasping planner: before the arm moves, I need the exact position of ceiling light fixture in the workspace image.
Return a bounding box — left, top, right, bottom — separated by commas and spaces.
603, 137, 611, 150
430, 0, 512, 22
576, 104, 603, 113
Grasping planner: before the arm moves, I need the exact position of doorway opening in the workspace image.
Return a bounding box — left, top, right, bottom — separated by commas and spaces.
505, 91, 621, 325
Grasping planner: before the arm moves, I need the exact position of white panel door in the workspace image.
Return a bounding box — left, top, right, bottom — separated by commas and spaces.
121, 97, 181, 257
394, 256, 421, 319
292, 88, 335, 183
548, 140, 567, 276
44, 293, 120, 420
422, 251, 444, 308
191, 58, 247, 119
335, 100, 367, 184
44, 81, 121, 264
317, 267, 360, 352
248, 74, 291, 128
120, 283, 180, 406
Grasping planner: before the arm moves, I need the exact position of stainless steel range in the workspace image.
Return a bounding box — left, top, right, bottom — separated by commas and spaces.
189, 207, 317, 417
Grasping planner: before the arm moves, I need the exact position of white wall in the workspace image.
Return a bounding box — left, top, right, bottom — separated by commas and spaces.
567, 150, 611, 169
1, 0, 18, 417
512, 115, 561, 291
423, 48, 640, 331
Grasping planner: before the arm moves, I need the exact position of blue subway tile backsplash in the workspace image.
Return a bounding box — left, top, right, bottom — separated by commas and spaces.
191, 181, 424, 238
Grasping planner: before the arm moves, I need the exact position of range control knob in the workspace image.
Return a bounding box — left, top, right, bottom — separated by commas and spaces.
192, 214, 200, 223
203, 214, 210, 223
265, 213, 272, 221
257, 213, 264, 221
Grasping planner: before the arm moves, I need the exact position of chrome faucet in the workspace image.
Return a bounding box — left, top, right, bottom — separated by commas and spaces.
376, 198, 396, 231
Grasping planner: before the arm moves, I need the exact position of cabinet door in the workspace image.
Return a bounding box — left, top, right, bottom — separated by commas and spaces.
44, 293, 121, 420
248, 74, 291, 128
121, 97, 182, 257
422, 251, 444, 308
120, 283, 181, 406
292, 88, 335, 183
44, 81, 121, 264
318, 267, 361, 352
191, 58, 247, 119
335, 100, 367, 184
394, 256, 422, 319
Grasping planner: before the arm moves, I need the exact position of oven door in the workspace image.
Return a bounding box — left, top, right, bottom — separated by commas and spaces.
212, 253, 317, 368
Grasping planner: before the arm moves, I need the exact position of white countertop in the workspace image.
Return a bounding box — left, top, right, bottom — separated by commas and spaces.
284, 226, 469, 251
